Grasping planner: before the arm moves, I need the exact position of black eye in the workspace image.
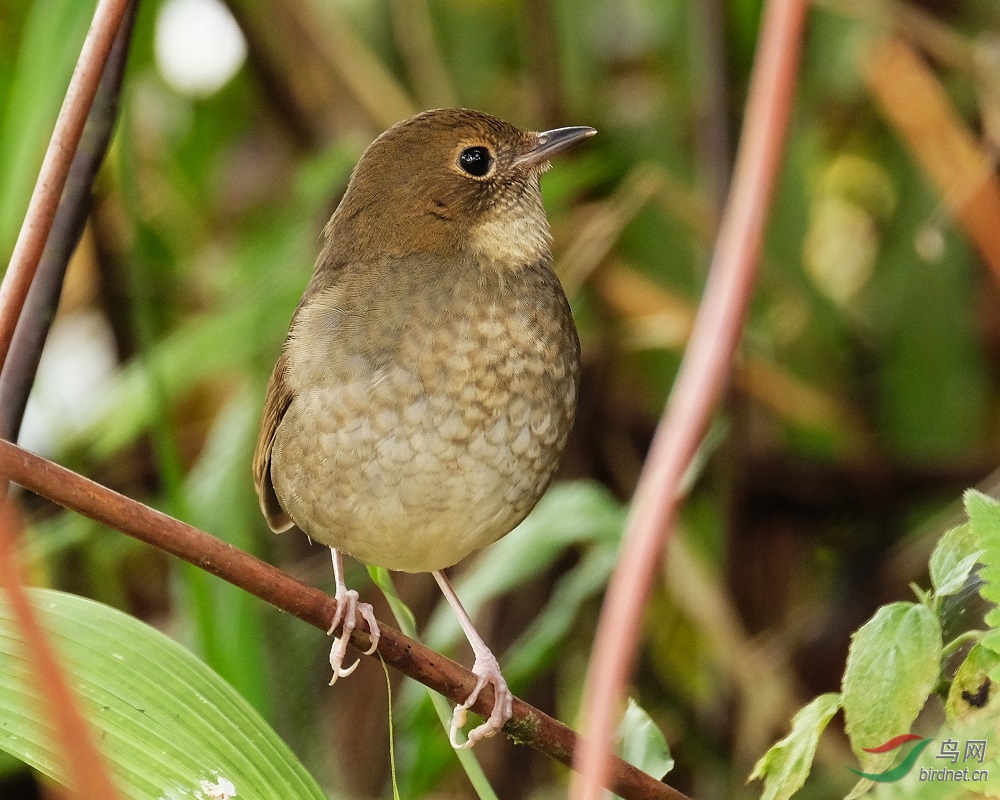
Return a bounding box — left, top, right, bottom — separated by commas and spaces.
458, 146, 492, 177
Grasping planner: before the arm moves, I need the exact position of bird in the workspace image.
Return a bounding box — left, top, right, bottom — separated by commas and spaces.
253, 108, 594, 748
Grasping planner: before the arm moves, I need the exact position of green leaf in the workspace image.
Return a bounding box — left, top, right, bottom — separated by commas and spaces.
72, 303, 291, 458
841, 602, 942, 776
749, 693, 841, 800
929, 523, 983, 598
616, 698, 673, 780
945, 644, 1000, 725
966, 491, 1000, 632
0, 0, 92, 262
503, 543, 618, 689
401, 481, 624, 790
182, 390, 269, 715
368, 565, 417, 634
423, 481, 625, 650
366, 568, 497, 800
0, 589, 325, 800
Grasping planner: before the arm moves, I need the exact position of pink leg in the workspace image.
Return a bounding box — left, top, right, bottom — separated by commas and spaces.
432, 569, 514, 749
327, 549, 380, 685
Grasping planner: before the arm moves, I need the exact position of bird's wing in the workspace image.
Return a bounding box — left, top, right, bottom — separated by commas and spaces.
253, 347, 295, 533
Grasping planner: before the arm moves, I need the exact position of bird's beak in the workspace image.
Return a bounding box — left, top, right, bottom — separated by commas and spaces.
514, 126, 597, 168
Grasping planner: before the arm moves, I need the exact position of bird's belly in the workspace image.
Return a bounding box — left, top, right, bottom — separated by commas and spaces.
270, 363, 576, 572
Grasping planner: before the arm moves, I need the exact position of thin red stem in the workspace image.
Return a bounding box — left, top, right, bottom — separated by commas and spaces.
0, 501, 122, 799
569, 0, 809, 796
0, 0, 131, 369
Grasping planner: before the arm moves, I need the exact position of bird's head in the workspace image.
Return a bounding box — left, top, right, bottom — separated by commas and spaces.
324, 108, 595, 268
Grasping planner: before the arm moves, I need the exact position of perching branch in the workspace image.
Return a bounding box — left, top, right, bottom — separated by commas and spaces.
570, 0, 809, 796
0, 439, 690, 800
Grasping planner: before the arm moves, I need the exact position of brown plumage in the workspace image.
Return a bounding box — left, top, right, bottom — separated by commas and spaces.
254, 108, 594, 748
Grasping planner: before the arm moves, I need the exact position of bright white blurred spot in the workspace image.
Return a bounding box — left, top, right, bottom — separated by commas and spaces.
19, 312, 118, 457
155, 0, 247, 97
915, 225, 946, 262
200, 776, 237, 799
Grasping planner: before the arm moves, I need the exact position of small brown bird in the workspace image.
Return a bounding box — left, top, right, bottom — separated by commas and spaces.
253, 108, 593, 748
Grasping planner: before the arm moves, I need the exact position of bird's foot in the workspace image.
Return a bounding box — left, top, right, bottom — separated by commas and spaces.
449, 648, 513, 749
326, 585, 380, 685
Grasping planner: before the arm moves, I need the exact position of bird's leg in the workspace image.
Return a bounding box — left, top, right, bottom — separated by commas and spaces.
327, 548, 380, 685
432, 569, 514, 749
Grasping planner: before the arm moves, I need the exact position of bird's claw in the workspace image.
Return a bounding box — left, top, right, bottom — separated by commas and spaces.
449, 650, 513, 749
327, 587, 380, 685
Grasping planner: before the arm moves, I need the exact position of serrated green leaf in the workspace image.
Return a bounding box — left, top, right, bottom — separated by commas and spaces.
749, 693, 841, 800
0, 590, 325, 800
945, 644, 1000, 726
616, 698, 673, 780
842, 603, 942, 776
981, 628, 1000, 657
929, 523, 983, 598
966, 491, 1000, 631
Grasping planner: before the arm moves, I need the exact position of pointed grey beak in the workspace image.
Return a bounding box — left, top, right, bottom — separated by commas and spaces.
514, 126, 597, 168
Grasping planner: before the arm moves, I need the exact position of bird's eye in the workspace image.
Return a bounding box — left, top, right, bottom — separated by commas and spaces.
458, 146, 492, 177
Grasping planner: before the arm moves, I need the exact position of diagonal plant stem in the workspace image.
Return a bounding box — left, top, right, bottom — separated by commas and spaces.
0, 501, 122, 800
0, 0, 137, 443
569, 0, 809, 796
0, 0, 131, 371
0, 439, 691, 800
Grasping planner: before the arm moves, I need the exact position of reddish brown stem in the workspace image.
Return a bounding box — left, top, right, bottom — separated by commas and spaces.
0, 501, 122, 800
569, 0, 809, 796
0, 439, 689, 800
0, 0, 137, 443
0, 0, 131, 370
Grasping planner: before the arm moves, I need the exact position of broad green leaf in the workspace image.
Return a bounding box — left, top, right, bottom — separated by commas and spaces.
616, 698, 673, 780
402, 481, 624, 790
368, 565, 417, 634
0, 589, 325, 800
182, 390, 269, 715
366, 567, 497, 800
503, 543, 617, 689
871, 166, 989, 459
929, 523, 983, 598
841, 603, 942, 776
423, 481, 625, 649
749, 692, 841, 800
71, 302, 293, 458
966, 491, 1000, 633
0, 0, 92, 263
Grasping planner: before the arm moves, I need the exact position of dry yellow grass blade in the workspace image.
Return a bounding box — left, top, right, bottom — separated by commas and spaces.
595, 263, 870, 449
865, 35, 1000, 282
557, 163, 717, 295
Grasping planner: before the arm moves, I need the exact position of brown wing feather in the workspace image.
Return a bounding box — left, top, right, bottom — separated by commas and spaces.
253, 348, 295, 533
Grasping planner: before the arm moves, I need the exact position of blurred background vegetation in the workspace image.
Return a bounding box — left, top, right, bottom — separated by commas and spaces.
1, 0, 999, 797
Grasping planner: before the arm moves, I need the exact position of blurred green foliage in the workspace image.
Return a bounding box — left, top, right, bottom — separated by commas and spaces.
1, 0, 999, 798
